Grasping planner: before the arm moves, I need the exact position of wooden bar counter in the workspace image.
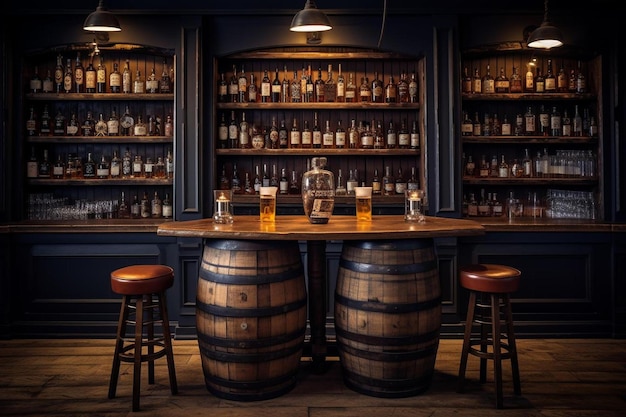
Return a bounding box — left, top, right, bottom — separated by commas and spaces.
157, 215, 485, 372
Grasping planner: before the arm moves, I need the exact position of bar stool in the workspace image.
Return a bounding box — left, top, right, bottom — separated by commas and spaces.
108, 264, 178, 412
457, 263, 521, 409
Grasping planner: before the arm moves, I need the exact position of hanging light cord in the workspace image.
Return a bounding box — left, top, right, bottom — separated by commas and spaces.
377, 0, 387, 49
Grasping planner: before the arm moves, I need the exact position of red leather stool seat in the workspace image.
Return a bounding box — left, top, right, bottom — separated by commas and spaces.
457, 263, 522, 409
111, 264, 174, 295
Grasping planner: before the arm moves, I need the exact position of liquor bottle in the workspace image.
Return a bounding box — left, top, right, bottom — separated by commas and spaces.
335, 119, 345, 148
238, 112, 249, 148
146, 67, 159, 93
270, 164, 279, 187
501, 114, 511, 136
154, 156, 165, 178
253, 165, 262, 194
538, 105, 550, 136
109, 150, 121, 178
85, 56, 96, 93
110, 62, 121, 93
39, 105, 52, 136
385, 75, 398, 103
409, 70, 419, 103
63, 58, 73, 93
362, 121, 375, 149
509, 67, 522, 93
478, 189, 491, 217
133, 70, 145, 94
576, 61, 586, 94
96, 55, 107, 93
52, 153, 65, 179
510, 158, 523, 178
333, 169, 346, 196
160, 61, 172, 94
166, 148, 174, 179
38, 149, 51, 178
561, 109, 572, 136
306, 65, 314, 102
162, 193, 173, 219
550, 106, 562, 136
407, 166, 419, 190
83, 152, 96, 178
371, 71, 384, 103
217, 72, 227, 102
244, 172, 256, 195
290, 70, 301, 103
122, 60, 132, 94
322, 120, 334, 148
535, 67, 545, 93
53, 109, 66, 136
524, 64, 534, 92
95, 113, 108, 136
129, 194, 140, 219
494, 67, 510, 93
359, 76, 371, 102
346, 169, 358, 195
544, 59, 556, 93
348, 119, 359, 149
397, 119, 410, 149
280, 66, 290, 103
279, 168, 289, 195
589, 116, 598, 137
396, 71, 411, 103
289, 170, 300, 194
231, 163, 241, 194
481, 64, 494, 93
314, 67, 325, 103
382, 166, 395, 196
227, 65, 238, 102
133, 115, 147, 136
479, 154, 490, 177
278, 119, 288, 148
120, 105, 134, 136
490, 155, 499, 177
143, 156, 154, 178
497, 154, 509, 178
312, 112, 322, 148
301, 120, 312, 148
573, 105, 583, 136
290, 117, 301, 148
218, 112, 228, 149
372, 168, 382, 195
386, 121, 397, 148
522, 148, 533, 177
395, 167, 407, 194
74, 52, 84, 93
524, 106, 536, 136
26, 107, 37, 136
26, 146, 38, 178
272, 67, 281, 102
467, 193, 478, 217
140, 192, 151, 218
301, 157, 335, 224
228, 110, 238, 148
471, 111, 481, 136
247, 73, 258, 103
132, 154, 143, 178
472, 67, 482, 93
261, 69, 271, 102
104, 107, 119, 136
336, 64, 345, 102
568, 68, 577, 93
262, 163, 270, 187
54, 54, 64, 93
324, 64, 336, 102
117, 192, 130, 219
238, 65, 248, 103
556, 62, 567, 92
300, 66, 309, 102
462, 67, 472, 94
491, 193, 503, 217
120, 148, 131, 178
219, 165, 230, 190
464, 154, 475, 177
345, 72, 357, 103
268, 116, 279, 149
42, 69, 54, 93
482, 113, 492, 136
96, 154, 110, 179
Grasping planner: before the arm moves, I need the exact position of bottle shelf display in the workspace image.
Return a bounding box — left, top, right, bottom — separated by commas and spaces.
460, 52, 602, 220
22, 43, 175, 222
213, 49, 426, 210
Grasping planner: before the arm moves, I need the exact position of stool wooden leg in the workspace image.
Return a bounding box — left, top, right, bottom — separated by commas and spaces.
491, 294, 503, 409
479, 293, 489, 384
503, 294, 522, 396
108, 295, 129, 399
457, 291, 476, 393
146, 295, 155, 385
132, 295, 144, 412
158, 291, 178, 395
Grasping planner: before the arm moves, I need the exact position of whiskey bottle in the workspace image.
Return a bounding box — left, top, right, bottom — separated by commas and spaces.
300, 66, 309, 102
301, 157, 335, 224
228, 65, 238, 102
253, 165, 262, 194
386, 121, 397, 149
26, 107, 37, 136
290, 117, 301, 148
289, 170, 300, 194
228, 110, 238, 148
42, 69, 54, 93
268, 116, 279, 149
557, 62, 568, 92
382, 166, 395, 196
494, 67, 510, 93
371, 71, 384, 103
162, 193, 173, 218
346, 169, 358, 196
306, 65, 315, 102
238, 65, 247, 102
322, 120, 334, 148
472, 67, 482, 93
334, 119, 345, 148
261, 69, 271, 102
478, 189, 490, 217
290, 70, 301, 103
538, 105, 550, 136
479, 154, 490, 178
385, 75, 398, 103
143, 156, 154, 178
359, 76, 371, 102
522, 148, 533, 177
535, 67, 545, 93
550, 106, 562, 136
525, 64, 534, 92
312, 112, 322, 148
497, 154, 509, 178
118, 192, 130, 219
371, 168, 382, 195
397, 119, 410, 149
467, 193, 478, 217
301, 120, 312, 148
83, 152, 96, 178
362, 120, 375, 149
53, 109, 66, 136
409, 71, 419, 103
107, 108, 120, 136
278, 119, 288, 148
345, 72, 357, 102
462, 67, 472, 94
464, 154, 475, 177
54, 54, 64, 93
74, 53, 84, 93
576, 61, 586, 94
85, 56, 96, 93
348, 119, 359, 149
133, 115, 147, 136
262, 163, 270, 187
110, 150, 121, 178
132, 154, 143, 178
270, 164, 279, 187
159, 62, 172, 94
154, 156, 165, 179
482, 113, 492, 136
63, 58, 73, 93
481, 64, 494, 93
394, 167, 407, 194
491, 193, 503, 217
133, 70, 145, 94
272, 67, 282, 102
336, 64, 345, 102
324, 64, 336, 102
524, 106, 536, 136
544, 59, 556, 93
238, 112, 249, 148
110, 63, 121, 93
95, 113, 108, 136
407, 167, 419, 190
562, 109, 572, 136
131, 194, 141, 219
122, 60, 132, 94
38, 149, 51, 178
166, 148, 174, 179
410, 119, 420, 149
472, 112, 481, 136
120, 105, 134, 136
335, 169, 347, 196
39, 105, 52, 136
146, 67, 159, 93
573, 105, 583, 136
96, 55, 107, 93
509, 67, 522, 93
52, 153, 65, 179
218, 72, 227, 102
314, 67, 325, 103
122, 148, 132, 178
140, 192, 151, 218
97, 154, 110, 179
279, 168, 289, 195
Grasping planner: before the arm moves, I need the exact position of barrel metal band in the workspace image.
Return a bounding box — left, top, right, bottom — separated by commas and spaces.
199, 263, 305, 285
335, 293, 441, 314
335, 325, 440, 348
198, 332, 305, 359
339, 258, 438, 275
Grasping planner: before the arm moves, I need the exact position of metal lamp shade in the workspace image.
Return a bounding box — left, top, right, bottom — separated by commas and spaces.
527, 22, 563, 49
83, 1, 121, 32
290, 0, 332, 32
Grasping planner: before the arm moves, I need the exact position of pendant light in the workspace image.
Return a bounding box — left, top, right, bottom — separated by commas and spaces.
290, 0, 332, 33
83, 0, 122, 32
527, 0, 563, 49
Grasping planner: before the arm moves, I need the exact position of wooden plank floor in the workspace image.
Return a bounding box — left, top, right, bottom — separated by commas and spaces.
1, 338, 625, 416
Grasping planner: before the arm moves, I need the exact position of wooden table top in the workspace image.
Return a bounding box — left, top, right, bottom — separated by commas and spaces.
156, 215, 485, 241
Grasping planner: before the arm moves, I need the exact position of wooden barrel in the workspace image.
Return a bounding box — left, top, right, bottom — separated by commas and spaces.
196, 239, 307, 401
334, 239, 441, 398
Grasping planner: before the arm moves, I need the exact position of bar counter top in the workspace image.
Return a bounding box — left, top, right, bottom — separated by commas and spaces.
156, 215, 485, 240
